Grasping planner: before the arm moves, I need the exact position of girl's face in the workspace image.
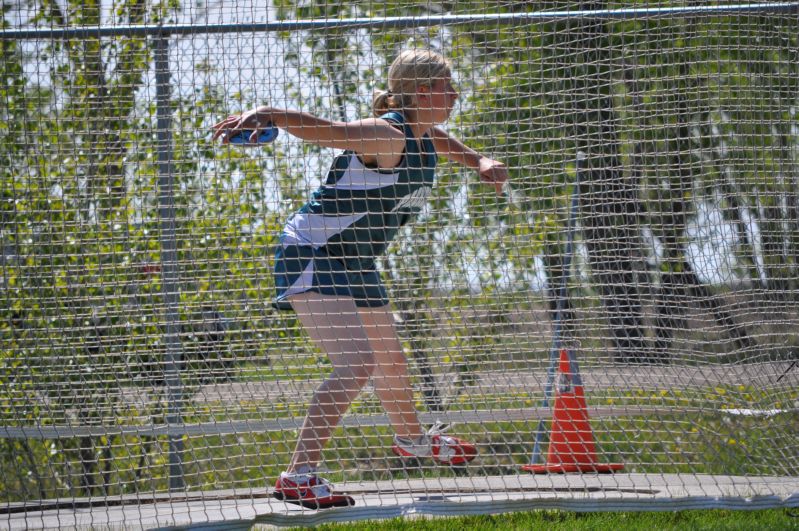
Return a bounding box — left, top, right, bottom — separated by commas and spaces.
419, 77, 459, 123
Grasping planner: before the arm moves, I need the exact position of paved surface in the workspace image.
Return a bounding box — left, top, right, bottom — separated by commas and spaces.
194, 361, 799, 403
5, 473, 798, 529
5, 361, 796, 439
3, 362, 796, 529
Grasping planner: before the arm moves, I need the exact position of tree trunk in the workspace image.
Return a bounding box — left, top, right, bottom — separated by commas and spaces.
567, 2, 648, 362
624, 20, 756, 360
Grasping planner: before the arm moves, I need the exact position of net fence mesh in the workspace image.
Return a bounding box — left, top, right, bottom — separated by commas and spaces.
1, 1, 798, 527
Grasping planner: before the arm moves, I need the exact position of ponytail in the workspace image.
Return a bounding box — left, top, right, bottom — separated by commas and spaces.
372, 89, 418, 117
372, 90, 392, 117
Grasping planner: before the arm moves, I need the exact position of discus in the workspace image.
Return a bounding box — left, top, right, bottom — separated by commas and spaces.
228, 125, 279, 145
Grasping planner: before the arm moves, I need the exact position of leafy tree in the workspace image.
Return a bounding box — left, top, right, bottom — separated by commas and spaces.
2, 0, 798, 501
616, 10, 798, 361
0, 5, 52, 501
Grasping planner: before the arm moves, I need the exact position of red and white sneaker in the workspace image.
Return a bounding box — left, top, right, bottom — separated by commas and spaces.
272, 472, 355, 510
392, 422, 477, 465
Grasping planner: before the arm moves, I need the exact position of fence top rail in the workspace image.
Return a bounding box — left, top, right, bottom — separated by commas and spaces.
1, 2, 797, 40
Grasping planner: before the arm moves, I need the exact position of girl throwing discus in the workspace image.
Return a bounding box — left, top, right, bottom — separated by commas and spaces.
212, 49, 508, 509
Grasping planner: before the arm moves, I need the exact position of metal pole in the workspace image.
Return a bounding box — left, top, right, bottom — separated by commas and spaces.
154, 33, 185, 491
531, 152, 584, 465
2, 3, 797, 39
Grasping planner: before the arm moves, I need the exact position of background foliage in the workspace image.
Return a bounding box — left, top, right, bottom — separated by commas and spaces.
1, 0, 797, 501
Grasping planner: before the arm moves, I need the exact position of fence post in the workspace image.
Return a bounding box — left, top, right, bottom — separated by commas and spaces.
530, 152, 584, 464
154, 33, 185, 491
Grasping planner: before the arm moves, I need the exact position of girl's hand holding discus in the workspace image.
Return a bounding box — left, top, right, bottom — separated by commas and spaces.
211, 109, 278, 146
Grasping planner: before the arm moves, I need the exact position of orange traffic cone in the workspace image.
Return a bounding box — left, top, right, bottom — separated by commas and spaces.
523, 349, 623, 474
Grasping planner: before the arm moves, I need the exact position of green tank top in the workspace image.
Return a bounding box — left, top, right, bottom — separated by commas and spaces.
281, 111, 438, 270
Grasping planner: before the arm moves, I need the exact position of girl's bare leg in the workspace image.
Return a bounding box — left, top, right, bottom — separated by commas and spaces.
286, 292, 425, 474
357, 306, 424, 440
287, 292, 375, 473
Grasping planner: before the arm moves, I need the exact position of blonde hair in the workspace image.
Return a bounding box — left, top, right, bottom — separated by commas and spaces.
372, 49, 452, 117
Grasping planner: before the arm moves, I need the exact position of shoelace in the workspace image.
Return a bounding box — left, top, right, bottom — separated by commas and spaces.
306, 476, 333, 498
394, 422, 455, 458
426, 421, 460, 460
425, 421, 451, 438
283, 473, 334, 497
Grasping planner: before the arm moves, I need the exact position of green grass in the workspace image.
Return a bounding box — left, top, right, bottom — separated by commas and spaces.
307, 508, 799, 530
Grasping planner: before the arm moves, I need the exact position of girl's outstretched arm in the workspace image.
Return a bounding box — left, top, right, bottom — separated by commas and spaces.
212, 106, 407, 167
430, 127, 509, 195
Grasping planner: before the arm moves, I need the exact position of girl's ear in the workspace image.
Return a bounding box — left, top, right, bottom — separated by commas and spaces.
415, 86, 431, 106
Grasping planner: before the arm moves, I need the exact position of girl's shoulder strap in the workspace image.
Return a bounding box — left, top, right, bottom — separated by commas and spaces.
378, 110, 406, 126
377, 111, 412, 146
